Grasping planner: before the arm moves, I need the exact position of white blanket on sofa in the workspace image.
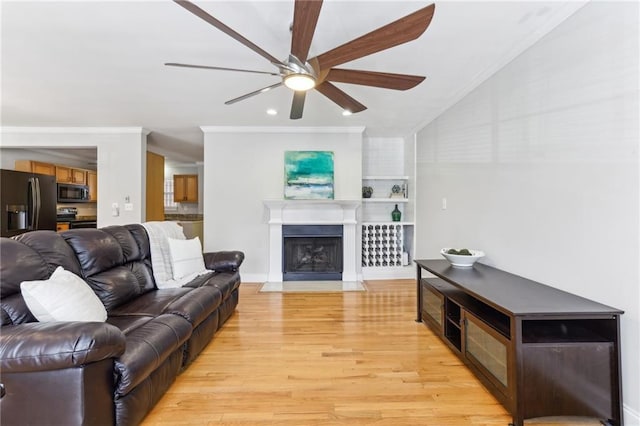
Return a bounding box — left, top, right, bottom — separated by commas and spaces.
142, 221, 209, 289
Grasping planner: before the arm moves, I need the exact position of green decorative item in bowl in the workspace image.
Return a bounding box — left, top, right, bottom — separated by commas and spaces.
441, 248, 484, 268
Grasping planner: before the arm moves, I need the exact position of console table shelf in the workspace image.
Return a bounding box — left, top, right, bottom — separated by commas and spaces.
415, 259, 623, 426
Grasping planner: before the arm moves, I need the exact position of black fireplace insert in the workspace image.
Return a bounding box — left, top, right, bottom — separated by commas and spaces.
282, 225, 343, 281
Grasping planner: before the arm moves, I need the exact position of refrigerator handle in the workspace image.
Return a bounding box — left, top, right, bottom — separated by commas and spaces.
27, 177, 41, 230
34, 177, 41, 229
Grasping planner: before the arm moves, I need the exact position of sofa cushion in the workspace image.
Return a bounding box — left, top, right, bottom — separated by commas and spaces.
14, 230, 83, 276
20, 266, 107, 322
185, 271, 241, 299
62, 229, 124, 277
109, 286, 222, 328
167, 237, 207, 280
62, 229, 157, 311
102, 226, 156, 294
0, 239, 47, 325
112, 314, 191, 396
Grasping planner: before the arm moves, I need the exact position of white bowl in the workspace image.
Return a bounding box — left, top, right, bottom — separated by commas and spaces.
440, 248, 485, 268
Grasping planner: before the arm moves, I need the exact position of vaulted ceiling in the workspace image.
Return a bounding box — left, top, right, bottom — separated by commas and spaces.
1, 1, 586, 162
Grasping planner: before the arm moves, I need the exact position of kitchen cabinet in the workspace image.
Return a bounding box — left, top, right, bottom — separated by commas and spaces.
56, 223, 70, 232
415, 259, 623, 426
87, 171, 98, 201
56, 166, 86, 185
15, 160, 56, 176
174, 174, 198, 203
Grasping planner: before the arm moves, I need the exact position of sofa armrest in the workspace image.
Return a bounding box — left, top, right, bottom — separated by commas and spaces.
203, 251, 245, 272
0, 322, 126, 373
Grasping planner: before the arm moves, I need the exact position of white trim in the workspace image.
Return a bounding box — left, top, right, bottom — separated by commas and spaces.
0, 126, 149, 135
264, 199, 361, 283
200, 126, 366, 134
240, 273, 269, 284
362, 266, 415, 280
624, 404, 640, 425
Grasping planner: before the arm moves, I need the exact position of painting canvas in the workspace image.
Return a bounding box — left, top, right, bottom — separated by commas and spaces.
284, 151, 334, 199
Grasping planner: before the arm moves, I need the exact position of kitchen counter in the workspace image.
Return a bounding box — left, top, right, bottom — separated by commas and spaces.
174, 220, 203, 241
164, 214, 203, 222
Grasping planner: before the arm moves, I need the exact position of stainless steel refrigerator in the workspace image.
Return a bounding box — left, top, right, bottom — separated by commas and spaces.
1, 169, 57, 237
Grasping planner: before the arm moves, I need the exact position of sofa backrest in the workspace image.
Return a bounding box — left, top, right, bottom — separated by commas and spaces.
0, 224, 157, 325
1, 231, 83, 326
60, 224, 156, 312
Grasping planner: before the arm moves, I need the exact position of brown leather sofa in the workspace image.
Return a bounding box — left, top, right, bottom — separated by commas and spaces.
0, 224, 244, 425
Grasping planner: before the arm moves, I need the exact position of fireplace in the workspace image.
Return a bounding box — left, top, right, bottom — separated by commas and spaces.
282, 225, 343, 281
264, 200, 360, 282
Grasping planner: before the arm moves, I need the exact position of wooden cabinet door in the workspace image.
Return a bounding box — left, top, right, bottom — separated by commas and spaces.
174, 174, 198, 202
185, 175, 198, 202
464, 312, 510, 394
174, 175, 187, 202
56, 166, 88, 184
56, 166, 73, 183
32, 161, 57, 176
421, 283, 444, 331
15, 160, 56, 176
72, 169, 86, 184
87, 171, 98, 201
146, 151, 165, 221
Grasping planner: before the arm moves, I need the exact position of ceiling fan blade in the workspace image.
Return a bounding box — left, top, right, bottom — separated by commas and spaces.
315, 82, 367, 114
174, 1, 284, 66
290, 91, 306, 120
326, 69, 425, 90
224, 82, 283, 105
165, 63, 280, 76
291, 0, 323, 63
311, 4, 435, 70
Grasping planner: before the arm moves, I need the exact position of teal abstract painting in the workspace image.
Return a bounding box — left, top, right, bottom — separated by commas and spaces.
284, 151, 334, 199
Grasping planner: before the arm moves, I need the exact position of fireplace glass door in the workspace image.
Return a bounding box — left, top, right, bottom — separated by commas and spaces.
282, 225, 343, 281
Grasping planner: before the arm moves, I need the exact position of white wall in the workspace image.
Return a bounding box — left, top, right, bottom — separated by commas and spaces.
202, 127, 364, 282
0, 128, 148, 226
415, 2, 639, 421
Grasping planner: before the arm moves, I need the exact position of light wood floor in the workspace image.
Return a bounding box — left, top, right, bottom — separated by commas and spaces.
143, 280, 602, 426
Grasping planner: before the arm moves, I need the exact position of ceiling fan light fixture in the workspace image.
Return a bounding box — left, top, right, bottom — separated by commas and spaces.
283, 73, 316, 91
342, 110, 353, 116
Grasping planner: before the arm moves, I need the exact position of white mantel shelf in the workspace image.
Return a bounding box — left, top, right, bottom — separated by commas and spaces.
264, 199, 361, 283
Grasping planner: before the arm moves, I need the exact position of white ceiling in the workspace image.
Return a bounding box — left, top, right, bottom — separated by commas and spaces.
1, 0, 587, 163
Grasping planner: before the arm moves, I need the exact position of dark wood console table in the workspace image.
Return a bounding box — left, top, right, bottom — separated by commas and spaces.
415, 259, 624, 426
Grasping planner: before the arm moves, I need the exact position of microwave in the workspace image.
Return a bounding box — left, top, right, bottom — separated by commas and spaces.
57, 183, 90, 203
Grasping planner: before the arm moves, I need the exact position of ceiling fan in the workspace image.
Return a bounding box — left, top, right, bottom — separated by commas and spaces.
166, 0, 436, 119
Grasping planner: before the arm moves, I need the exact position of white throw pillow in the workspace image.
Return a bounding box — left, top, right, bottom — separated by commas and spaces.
20, 266, 107, 322
167, 237, 207, 280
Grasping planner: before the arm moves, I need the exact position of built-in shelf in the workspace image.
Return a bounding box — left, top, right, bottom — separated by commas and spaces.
362, 175, 410, 180
362, 198, 409, 203
362, 221, 414, 226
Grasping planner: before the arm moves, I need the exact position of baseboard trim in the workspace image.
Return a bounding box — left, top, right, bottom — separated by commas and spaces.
624, 404, 640, 425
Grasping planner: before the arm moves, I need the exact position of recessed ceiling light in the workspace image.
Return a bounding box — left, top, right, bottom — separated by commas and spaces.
266, 109, 278, 116
342, 110, 352, 116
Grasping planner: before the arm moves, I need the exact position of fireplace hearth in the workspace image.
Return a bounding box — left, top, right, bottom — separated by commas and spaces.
283, 225, 343, 281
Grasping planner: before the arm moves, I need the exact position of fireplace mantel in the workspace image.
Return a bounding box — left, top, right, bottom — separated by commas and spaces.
264, 200, 360, 282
